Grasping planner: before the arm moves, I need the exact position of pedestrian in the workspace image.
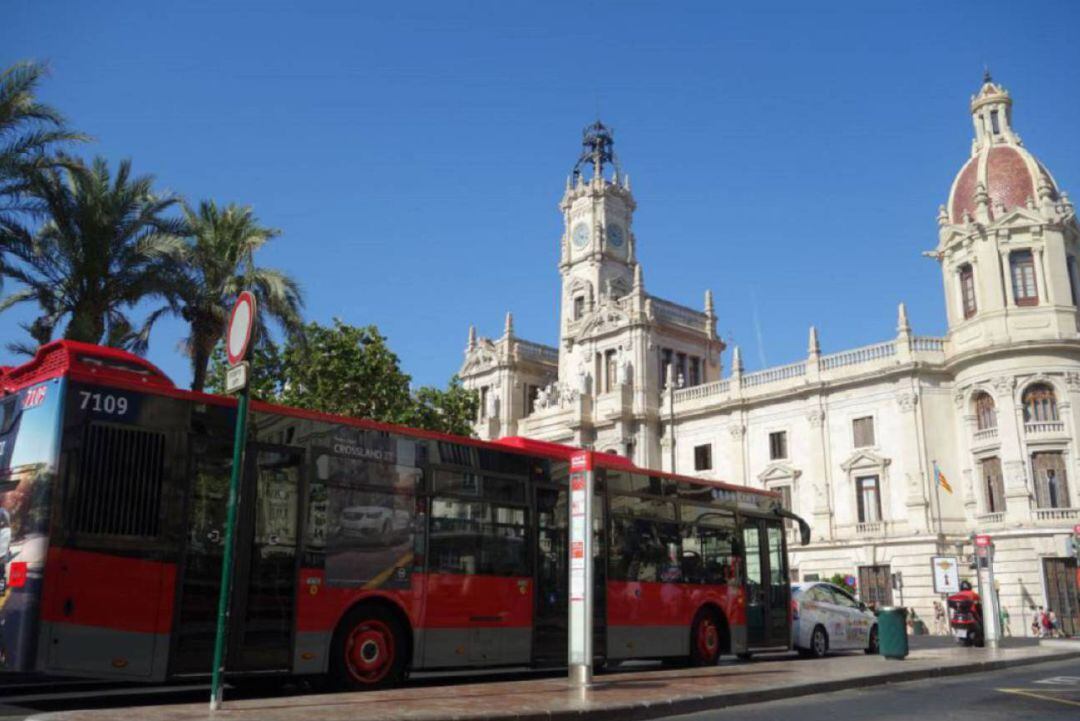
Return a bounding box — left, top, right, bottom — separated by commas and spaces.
934, 601, 947, 635
1048, 609, 1062, 638
1041, 608, 1053, 638
1032, 607, 1042, 638
1000, 606, 1011, 637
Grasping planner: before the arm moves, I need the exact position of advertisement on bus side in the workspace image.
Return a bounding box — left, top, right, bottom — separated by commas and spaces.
0, 378, 65, 671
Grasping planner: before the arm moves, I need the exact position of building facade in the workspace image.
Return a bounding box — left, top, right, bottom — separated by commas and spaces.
459, 76, 1080, 634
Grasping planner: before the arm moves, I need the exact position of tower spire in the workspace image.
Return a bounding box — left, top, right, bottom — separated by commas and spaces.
504, 311, 514, 338
467, 324, 477, 350
571, 120, 621, 183
808, 325, 820, 356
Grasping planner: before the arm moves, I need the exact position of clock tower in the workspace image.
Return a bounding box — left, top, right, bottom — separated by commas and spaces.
559, 121, 638, 358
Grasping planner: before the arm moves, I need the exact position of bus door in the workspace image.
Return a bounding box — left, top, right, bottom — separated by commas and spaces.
173, 443, 302, 675
531, 482, 606, 666
228, 445, 303, 672
742, 517, 790, 648
532, 485, 567, 665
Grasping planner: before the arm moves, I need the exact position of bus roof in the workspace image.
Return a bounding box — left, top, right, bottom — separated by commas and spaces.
1, 341, 779, 500
494, 436, 780, 500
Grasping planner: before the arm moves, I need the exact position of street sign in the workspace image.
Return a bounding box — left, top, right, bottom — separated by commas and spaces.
226, 291, 257, 366
224, 362, 249, 394
211, 290, 258, 710
974, 534, 993, 548
931, 555, 960, 594
568, 451, 593, 687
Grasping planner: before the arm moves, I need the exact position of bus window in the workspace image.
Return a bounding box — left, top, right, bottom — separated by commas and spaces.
432, 469, 525, 503
743, 525, 762, 585
428, 498, 527, 576
680, 510, 736, 585
608, 517, 681, 583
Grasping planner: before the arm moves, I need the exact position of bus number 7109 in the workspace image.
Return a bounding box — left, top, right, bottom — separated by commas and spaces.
79, 391, 128, 416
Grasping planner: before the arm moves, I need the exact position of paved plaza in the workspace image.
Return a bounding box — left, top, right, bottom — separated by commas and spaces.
28, 641, 1080, 721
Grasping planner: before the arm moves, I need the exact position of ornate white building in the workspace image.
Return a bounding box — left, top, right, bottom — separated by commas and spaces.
460, 76, 1080, 634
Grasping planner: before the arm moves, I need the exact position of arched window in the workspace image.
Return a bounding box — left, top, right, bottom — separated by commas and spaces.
959, 264, 977, 319
1022, 383, 1058, 423
973, 392, 996, 430
1010, 250, 1039, 306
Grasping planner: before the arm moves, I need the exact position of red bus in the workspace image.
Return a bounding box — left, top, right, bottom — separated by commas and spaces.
0, 341, 808, 688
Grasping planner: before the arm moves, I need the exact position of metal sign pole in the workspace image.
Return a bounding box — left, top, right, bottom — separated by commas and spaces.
568, 452, 593, 687
983, 542, 1001, 649
210, 386, 250, 710
210, 292, 257, 711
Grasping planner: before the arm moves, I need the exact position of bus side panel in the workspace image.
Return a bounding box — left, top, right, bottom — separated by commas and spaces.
418, 573, 532, 668
292, 570, 424, 675
39, 548, 175, 678
0, 378, 65, 672
606, 582, 740, 659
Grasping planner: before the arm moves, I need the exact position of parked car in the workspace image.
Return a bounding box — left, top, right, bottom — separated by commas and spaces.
791, 582, 879, 657
338, 504, 411, 540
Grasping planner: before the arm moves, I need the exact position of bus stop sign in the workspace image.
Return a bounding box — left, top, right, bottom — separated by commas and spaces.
226, 291, 257, 367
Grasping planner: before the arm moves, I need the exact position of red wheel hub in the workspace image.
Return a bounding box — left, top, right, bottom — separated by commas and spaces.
696, 617, 719, 660
345, 619, 395, 684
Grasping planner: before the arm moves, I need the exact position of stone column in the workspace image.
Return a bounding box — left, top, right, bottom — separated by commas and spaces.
806, 404, 833, 541
993, 375, 1032, 523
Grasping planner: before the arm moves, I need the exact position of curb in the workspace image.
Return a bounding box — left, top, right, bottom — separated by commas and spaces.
500, 649, 1080, 721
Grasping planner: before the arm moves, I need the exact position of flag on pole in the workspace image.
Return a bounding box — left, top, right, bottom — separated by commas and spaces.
934, 462, 953, 494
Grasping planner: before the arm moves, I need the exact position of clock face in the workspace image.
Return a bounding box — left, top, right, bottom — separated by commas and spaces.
608, 224, 624, 248
571, 222, 590, 249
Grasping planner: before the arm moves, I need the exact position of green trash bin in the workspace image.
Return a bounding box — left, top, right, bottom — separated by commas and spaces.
876, 607, 909, 659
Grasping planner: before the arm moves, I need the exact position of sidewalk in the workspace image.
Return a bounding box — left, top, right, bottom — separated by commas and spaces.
32, 641, 1080, 721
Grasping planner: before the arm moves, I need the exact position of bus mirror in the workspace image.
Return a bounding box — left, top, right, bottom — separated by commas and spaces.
774, 507, 811, 546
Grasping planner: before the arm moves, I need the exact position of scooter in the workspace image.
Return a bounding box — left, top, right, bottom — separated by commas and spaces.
947, 585, 985, 647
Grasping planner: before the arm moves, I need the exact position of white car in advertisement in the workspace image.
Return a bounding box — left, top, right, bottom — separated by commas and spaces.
338, 505, 410, 540
791, 582, 879, 657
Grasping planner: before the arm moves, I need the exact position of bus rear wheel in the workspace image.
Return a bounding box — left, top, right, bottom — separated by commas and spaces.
689, 609, 722, 666
331, 606, 408, 690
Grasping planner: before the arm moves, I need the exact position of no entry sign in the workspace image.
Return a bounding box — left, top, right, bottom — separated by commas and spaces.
226, 292, 257, 367
974, 534, 993, 548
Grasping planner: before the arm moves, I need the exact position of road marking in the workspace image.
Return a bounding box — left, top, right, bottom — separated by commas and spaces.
998, 688, 1080, 708
1034, 676, 1080, 685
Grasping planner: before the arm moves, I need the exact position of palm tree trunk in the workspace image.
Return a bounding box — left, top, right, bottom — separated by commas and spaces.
191, 334, 214, 393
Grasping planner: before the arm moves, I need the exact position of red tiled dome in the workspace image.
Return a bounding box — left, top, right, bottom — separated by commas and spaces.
948, 145, 1057, 224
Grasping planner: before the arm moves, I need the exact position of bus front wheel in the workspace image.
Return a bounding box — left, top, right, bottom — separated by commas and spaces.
689, 609, 722, 666
331, 606, 409, 690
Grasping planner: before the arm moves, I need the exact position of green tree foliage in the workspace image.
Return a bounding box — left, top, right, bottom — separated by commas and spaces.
205, 319, 478, 437
0, 156, 185, 353
173, 200, 303, 392
0, 60, 85, 226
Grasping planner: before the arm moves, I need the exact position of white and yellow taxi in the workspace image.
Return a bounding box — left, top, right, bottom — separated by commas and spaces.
791, 582, 879, 658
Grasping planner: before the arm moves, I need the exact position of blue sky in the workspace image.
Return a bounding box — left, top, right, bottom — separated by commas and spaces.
4, 1, 1080, 387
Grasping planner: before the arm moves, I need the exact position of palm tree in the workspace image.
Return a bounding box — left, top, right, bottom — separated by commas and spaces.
0, 61, 85, 226
0, 156, 185, 352
176, 200, 303, 392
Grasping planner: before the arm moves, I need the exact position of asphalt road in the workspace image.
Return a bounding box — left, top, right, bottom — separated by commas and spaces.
664, 656, 1080, 721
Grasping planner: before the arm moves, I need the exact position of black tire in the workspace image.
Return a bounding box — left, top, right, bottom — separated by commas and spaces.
809, 625, 828, 658
865, 625, 879, 655
689, 609, 723, 666
330, 605, 409, 691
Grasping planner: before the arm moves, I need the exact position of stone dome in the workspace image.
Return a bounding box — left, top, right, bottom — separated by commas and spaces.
946, 76, 1060, 225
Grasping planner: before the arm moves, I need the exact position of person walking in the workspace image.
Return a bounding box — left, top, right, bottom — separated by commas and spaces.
1031, 607, 1042, 638
1000, 606, 1011, 637
1041, 608, 1053, 638
934, 600, 948, 635
1048, 609, 1062, 638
